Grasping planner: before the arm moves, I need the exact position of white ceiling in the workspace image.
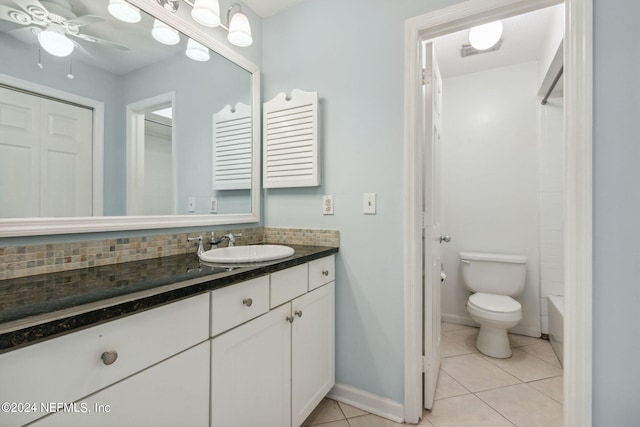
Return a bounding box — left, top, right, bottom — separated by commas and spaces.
241, 0, 303, 18
433, 4, 563, 79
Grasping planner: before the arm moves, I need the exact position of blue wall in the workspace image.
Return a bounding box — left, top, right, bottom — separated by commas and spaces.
262, 0, 464, 403
593, 0, 640, 424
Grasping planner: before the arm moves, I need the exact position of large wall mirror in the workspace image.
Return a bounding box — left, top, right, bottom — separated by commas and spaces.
0, 0, 260, 237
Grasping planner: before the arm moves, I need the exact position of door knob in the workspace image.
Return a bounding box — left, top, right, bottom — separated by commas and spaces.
439, 235, 451, 243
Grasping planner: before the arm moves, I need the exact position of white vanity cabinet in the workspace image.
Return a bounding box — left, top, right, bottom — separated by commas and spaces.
31, 341, 210, 427
0, 293, 209, 427
211, 255, 336, 427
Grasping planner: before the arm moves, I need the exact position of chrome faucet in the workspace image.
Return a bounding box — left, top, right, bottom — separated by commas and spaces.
187, 236, 204, 256
210, 232, 243, 248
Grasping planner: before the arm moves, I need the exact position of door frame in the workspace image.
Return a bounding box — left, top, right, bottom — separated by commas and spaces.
403, 0, 592, 425
126, 92, 176, 215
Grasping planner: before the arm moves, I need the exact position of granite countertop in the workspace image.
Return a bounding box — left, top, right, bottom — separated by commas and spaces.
0, 244, 338, 353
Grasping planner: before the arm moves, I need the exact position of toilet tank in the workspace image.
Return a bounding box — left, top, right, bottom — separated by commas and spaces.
459, 252, 527, 297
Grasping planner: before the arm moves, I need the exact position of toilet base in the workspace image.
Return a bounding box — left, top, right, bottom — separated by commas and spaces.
476, 325, 512, 359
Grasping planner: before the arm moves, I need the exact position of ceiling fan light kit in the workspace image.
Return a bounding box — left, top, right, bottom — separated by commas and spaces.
37, 23, 74, 57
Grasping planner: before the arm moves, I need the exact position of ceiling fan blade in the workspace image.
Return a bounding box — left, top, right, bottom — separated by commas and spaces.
9, 0, 48, 17
65, 14, 104, 28
0, 4, 33, 25
69, 32, 130, 51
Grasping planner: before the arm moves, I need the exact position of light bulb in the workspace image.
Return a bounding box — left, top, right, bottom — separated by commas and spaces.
186, 38, 210, 61
38, 25, 74, 57
227, 11, 252, 47
469, 21, 503, 50
152, 19, 180, 45
192, 0, 220, 27
108, 0, 141, 24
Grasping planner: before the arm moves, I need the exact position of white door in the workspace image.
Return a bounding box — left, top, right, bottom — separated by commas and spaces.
423, 42, 446, 410
40, 98, 93, 217
0, 87, 93, 218
0, 87, 41, 217
211, 304, 292, 427
291, 282, 335, 427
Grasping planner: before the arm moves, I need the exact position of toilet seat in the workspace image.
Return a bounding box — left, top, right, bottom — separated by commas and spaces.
467, 293, 522, 324
468, 293, 521, 313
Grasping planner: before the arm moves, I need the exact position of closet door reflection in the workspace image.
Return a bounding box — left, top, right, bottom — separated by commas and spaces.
0, 86, 93, 218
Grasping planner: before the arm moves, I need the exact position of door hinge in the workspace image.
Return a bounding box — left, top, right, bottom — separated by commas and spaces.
421, 355, 427, 373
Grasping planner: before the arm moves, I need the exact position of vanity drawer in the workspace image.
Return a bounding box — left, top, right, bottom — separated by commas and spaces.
270, 263, 308, 308
0, 293, 209, 427
210, 275, 270, 336
308, 255, 335, 290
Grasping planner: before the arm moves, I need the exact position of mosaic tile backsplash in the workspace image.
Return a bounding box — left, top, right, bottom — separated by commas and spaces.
0, 227, 339, 280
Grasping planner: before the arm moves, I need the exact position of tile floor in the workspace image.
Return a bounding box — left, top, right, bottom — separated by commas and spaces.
303, 322, 563, 427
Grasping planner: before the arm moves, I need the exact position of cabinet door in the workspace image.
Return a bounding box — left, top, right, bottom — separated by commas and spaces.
32, 342, 209, 427
291, 282, 335, 427
211, 304, 291, 427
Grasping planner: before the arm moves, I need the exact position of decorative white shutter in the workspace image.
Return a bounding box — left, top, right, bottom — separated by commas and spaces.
213, 102, 252, 190
263, 89, 319, 188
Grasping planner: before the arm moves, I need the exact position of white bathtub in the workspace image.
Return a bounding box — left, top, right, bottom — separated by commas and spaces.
548, 295, 564, 367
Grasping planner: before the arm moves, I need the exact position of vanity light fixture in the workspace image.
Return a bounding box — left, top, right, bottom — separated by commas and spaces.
152, 19, 181, 45
155, 0, 252, 47
191, 0, 220, 27
108, 0, 142, 23
468, 21, 503, 50
186, 38, 210, 61
227, 4, 252, 47
37, 24, 74, 57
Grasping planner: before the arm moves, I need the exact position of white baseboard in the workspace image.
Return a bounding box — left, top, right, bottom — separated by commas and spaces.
441, 313, 541, 338
327, 383, 404, 423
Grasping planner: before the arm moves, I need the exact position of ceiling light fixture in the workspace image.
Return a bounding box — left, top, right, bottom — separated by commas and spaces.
468, 21, 503, 50
186, 38, 210, 61
152, 19, 181, 45
37, 24, 74, 57
191, 0, 220, 27
108, 0, 142, 23
156, 0, 252, 48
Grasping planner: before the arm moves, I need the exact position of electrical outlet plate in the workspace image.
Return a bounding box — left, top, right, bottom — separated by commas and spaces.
210, 198, 218, 214
323, 195, 334, 215
363, 193, 376, 214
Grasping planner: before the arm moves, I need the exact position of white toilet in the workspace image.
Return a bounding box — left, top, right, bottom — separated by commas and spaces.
459, 252, 527, 358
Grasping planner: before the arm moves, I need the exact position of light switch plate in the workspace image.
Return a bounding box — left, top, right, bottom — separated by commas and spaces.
188, 196, 196, 212
323, 195, 334, 215
210, 198, 218, 214
363, 193, 376, 214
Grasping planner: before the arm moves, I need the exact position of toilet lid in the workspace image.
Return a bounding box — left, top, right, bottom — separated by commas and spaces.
468, 293, 521, 313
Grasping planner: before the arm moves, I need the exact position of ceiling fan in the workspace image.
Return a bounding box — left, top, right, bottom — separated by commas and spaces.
0, 0, 128, 57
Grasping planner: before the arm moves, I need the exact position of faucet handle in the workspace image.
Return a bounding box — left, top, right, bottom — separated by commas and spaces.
187, 236, 204, 255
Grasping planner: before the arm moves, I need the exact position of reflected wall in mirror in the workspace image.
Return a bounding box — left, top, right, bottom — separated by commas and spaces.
0, 0, 257, 231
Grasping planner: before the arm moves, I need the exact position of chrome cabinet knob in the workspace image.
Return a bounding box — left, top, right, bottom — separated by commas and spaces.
242, 298, 253, 307
439, 235, 451, 243
321, 270, 329, 276
286, 315, 294, 323
294, 310, 303, 318
101, 350, 118, 365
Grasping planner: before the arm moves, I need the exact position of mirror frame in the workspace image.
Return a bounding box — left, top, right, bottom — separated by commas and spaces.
0, 0, 261, 237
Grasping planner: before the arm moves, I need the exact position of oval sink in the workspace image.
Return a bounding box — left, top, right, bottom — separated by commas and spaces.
199, 245, 295, 264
